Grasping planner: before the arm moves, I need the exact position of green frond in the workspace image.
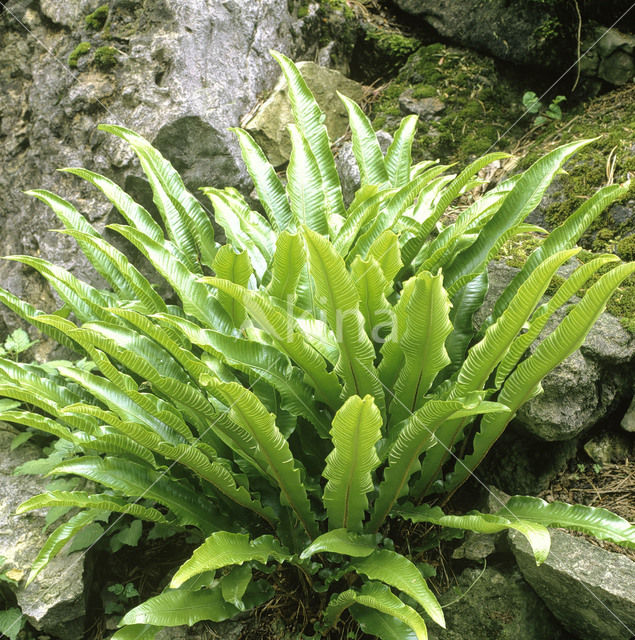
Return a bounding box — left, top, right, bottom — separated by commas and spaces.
170, 532, 290, 588
323, 395, 382, 532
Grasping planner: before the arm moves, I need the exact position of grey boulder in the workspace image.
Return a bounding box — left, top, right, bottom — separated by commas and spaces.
0, 428, 89, 640
510, 528, 635, 640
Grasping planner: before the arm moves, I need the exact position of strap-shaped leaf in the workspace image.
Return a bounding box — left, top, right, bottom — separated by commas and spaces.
271, 51, 346, 223
100, 124, 216, 271
202, 187, 273, 280
300, 528, 377, 560
202, 377, 318, 538
490, 182, 629, 323
395, 503, 551, 564
339, 92, 389, 187
350, 169, 446, 263
350, 256, 393, 343
25, 509, 103, 585
367, 230, 402, 294
50, 456, 219, 532
17, 491, 168, 523
213, 246, 253, 328
286, 124, 329, 235
62, 167, 164, 242
157, 443, 275, 525
323, 582, 428, 640
443, 271, 488, 375
0, 409, 78, 442
267, 230, 306, 303
156, 313, 330, 436
500, 496, 635, 548
120, 588, 238, 627
56, 360, 190, 445
231, 127, 293, 232
369, 395, 508, 532
448, 261, 635, 492
353, 549, 445, 628
108, 224, 232, 332
110, 625, 158, 640
5, 255, 114, 324
203, 277, 341, 409
61, 230, 167, 313
323, 395, 382, 532
0, 288, 81, 354
495, 254, 619, 386
68, 322, 212, 419
443, 139, 594, 294
303, 228, 384, 412
170, 532, 290, 588
351, 606, 419, 640
385, 115, 418, 188
378, 277, 416, 391
451, 248, 579, 398
334, 187, 384, 256
390, 272, 452, 423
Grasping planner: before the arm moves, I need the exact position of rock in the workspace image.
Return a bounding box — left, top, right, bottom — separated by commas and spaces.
244, 61, 364, 167
583, 431, 634, 464
428, 565, 570, 640
335, 129, 392, 206
0, 0, 305, 337
594, 27, 635, 86
482, 428, 578, 494
510, 529, 635, 640
451, 532, 497, 561
390, 0, 568, 70
399, 89, 445, 119
478, 262, 634, 442
621, 393, 635, 432
0, 428, 89, 639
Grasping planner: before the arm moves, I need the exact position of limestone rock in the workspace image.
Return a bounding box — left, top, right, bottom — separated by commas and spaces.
0, 428, 88, 639
390, 0, 567, 70
479, 262, 633, 442
0, 0, 304, 337
335, 130, 392, 206
583, 431, 634, 464
510, 528, 635, 640
244, 61, 364, 167
399, 90, 445, 119
428, 565, 570, 640
621, 393, 635, 432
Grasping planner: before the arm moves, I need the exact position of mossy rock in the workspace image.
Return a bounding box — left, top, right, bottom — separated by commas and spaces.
68, 42, 91, 68
94, 46, 118, 70
371, 43, 529, 163
85, 4, 109, 30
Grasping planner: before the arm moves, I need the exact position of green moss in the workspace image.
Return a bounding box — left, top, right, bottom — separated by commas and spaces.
616, 236, 635, 262
94, 46, 118, 70
85, 4, 109, 30
68, 42, 91, 68
372, 43, 526, 163
412, 85, 436, 99
297, 4, 309, 18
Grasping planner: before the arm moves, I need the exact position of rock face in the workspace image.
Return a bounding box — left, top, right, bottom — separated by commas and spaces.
0, 428, 88, 639
510, 529, 635, 640
428, 565, 570, 640
0, 0, 304, 338
391, 0, 634, 85
478, 261, 634, 443
244, 61, 364, 167
515, 308, 634, 442
390, 0, 568, 70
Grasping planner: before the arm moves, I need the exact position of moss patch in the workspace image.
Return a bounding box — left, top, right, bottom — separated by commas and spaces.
85, 4, 109, 30
68, 42, 91, 68
94, 46, 118, 70
371, 44, 530, 164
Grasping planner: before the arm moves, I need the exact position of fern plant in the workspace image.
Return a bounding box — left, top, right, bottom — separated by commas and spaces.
0, 51, 634, 640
